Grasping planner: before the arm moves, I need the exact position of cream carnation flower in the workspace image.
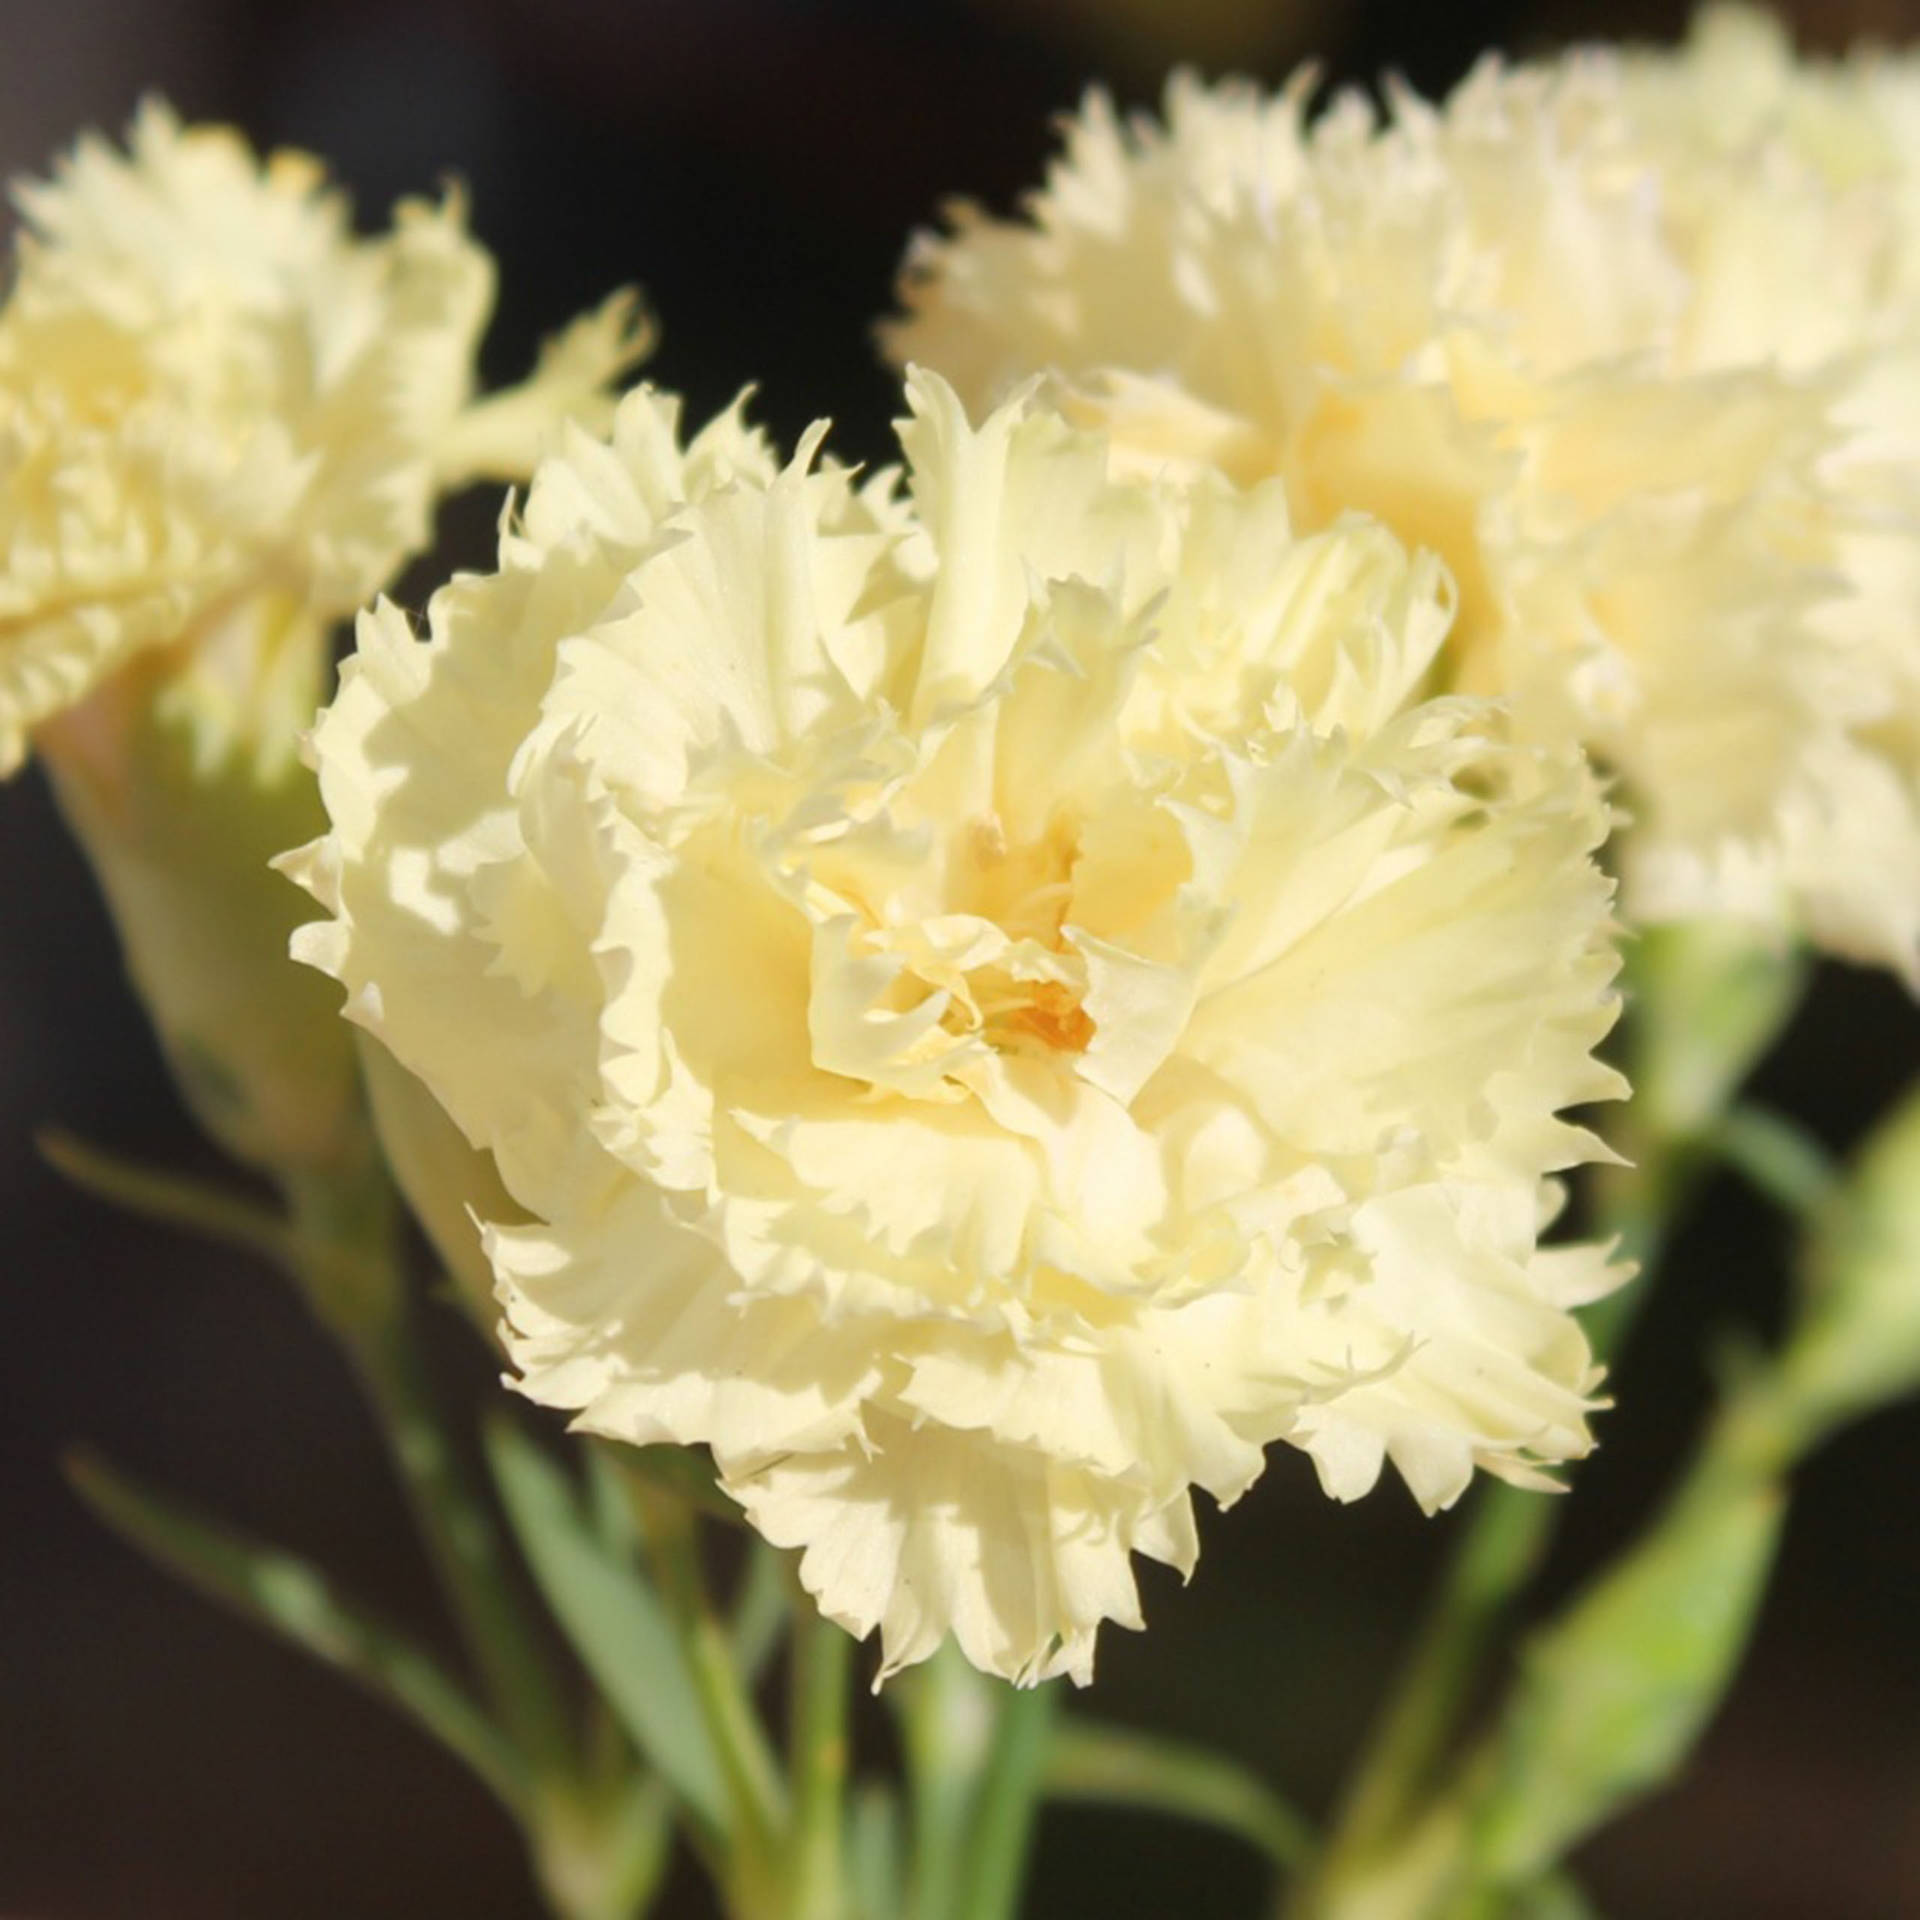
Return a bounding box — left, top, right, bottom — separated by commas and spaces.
287, 370, 1624, 1683
0, 99, 648, 773
1610, 6, 1920, 975
885, 31, 1920, 981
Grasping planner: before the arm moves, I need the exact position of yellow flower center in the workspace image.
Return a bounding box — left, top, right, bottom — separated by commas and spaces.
945, 808, 1093, 1058
999, 977, 1097, 1054
795, 794, 1098, 1098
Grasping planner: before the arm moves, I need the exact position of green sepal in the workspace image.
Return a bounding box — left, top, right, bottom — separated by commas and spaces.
1467, 1471, 1783, 1888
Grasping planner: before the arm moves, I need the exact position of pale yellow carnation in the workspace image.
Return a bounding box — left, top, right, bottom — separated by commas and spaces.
1613, 6, 1920, 976
885, 25, 1920, 981
287, 370, 1624, 1684
0, 99, 648, 773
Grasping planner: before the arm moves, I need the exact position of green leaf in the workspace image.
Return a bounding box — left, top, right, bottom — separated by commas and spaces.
68, 1451, 524, 1814
1044, 1719, 1315, 1874
584, 1441, 645, 1559
40, 1130, 297, 1273
1468, 1471, 1783, 1886
1710, 1104, 1838, 1224
728, 1534, 793, 1683
484, 1417, 731, 1838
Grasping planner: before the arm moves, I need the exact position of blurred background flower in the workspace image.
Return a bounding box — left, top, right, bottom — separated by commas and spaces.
1, 2, 1916, 1917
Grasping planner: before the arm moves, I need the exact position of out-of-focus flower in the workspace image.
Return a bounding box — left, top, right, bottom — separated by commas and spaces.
1612, 5, 1920, 978
0, 101, 646, 1170
884, 17, 1920, 982
0, 99, 649, 774
287, 370, 1625, 1683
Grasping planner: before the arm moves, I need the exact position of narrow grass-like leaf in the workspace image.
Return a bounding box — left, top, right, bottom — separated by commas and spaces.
1711, 1104, 1839, 1224
728, 1534, 793, 1683
1045, 1718, 1316, 1873
41, 1131, 296, 1272
484, 1418, 731, 1837
68, 1451, 525, 1813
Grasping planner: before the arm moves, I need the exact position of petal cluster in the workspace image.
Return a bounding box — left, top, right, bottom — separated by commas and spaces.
0, 100, 647, 773
289, 371, 1624, 1683
884, 15, 1920, 980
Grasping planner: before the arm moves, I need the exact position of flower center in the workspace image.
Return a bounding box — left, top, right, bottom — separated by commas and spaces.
945, 808, 1092, 1058
999, 978, 1096, 1054
799, 800, 1099, 1098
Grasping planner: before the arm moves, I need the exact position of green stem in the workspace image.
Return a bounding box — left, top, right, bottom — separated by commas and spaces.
1295, 921, 1814, 1918
285, 1155, 579, 1783
903, 1648, 994, 1920
1292, 1120, 1691, 1919
636, 1488, 789, 1882
952, 1685, 1057, 1920
787, 1605, 854, 1920
848, 1781, 906, 1920
1292, 1486, 1559, 1913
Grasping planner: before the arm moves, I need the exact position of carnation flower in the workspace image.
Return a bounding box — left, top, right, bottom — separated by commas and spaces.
287, 370, 1624, 1683
0, 101, 645, 1170
884, 23, 1920, 981
0, 99, 648, 774
1612, 6, 1920, 976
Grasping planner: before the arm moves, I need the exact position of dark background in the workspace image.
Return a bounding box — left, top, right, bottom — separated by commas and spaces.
2, 1, 1917, 1914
